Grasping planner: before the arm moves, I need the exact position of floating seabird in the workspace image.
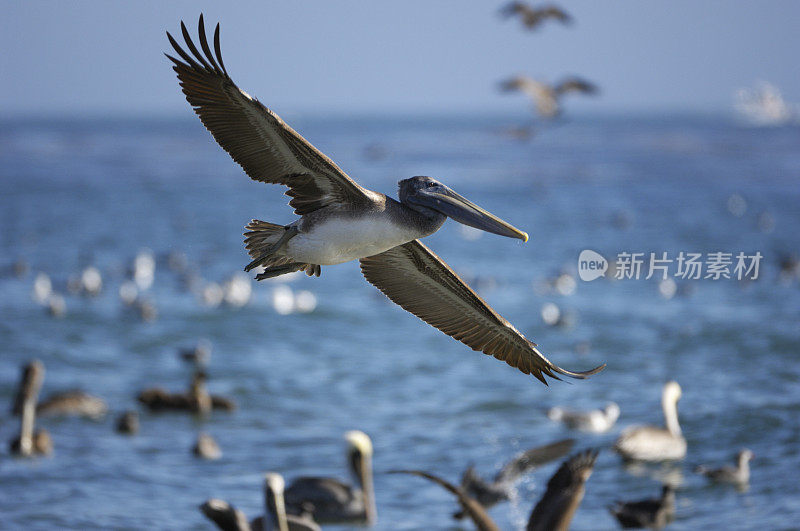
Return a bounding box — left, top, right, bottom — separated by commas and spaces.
614, 381, 686, 462
138, 370, 235, 413
251, 473, 321, 531
37, 390, 108, 420
166, 16, 604, 384
283, 430, 377, 525
392, 449, 598, 531
179, 339, 212, 367
200, 499, 251, 531
547, 402, 620, 433
609, 485, 675, 529
499, 2, 572, 31
695, 449, 753, 486
193, 432, 222, 460
9, 360, 52, 457
500, 75, 598, 119
115, 410, 140, 435
455, 438, 575, 518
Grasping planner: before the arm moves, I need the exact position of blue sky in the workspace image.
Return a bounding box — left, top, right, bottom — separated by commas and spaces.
2, 1, 798, 116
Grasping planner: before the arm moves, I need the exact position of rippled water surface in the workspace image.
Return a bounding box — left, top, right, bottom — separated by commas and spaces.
1, 114, 799, 530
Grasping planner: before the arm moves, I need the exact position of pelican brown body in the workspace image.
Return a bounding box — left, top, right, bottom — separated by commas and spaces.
166, 15, 604, 384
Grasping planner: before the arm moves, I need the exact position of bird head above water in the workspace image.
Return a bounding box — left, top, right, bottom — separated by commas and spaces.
738, 449, 754, 464
663, 381, 682, 404
398, 176, 529, 242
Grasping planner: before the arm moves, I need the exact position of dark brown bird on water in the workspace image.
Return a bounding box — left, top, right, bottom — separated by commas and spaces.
199, 499, 251, 531
499, 2, 572, 31
609, 485, 675, 529
392, 449, 598, 531
138, 370, 235, 413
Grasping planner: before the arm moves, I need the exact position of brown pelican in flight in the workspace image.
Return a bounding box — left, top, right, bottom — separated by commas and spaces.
454, 438, 575, 519
499, 2, 572, 31
166, 16, 604, 383
391, 449, 598, 531
500, 75, 598, 119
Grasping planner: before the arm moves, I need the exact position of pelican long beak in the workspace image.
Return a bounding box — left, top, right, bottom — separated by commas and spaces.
412, 186, 529, 242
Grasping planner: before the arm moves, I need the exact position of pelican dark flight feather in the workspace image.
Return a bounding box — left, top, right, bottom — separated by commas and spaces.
167, 15, 604, 384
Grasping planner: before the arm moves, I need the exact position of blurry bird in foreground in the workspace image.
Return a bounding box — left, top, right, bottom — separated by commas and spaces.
500, 76, 599, 119
454, 438, 574, 519
499, 2, 572, 31
609, 485, 675, 529
252, 473, 321, 531
201, 473, 321, 531
283, 430, 376, 525
200, 499, 250, 531
391, 449, 598, 531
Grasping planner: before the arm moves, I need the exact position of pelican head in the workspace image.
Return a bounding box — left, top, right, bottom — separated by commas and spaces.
399, 176, 528, 242
662, 381, 682, 405
345, 430, 373, 475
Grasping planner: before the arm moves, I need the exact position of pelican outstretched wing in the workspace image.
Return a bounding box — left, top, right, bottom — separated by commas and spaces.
166, 16, 377, 215
554, 77, 599, 96
360, 240, 605, 384
494, 438, 575, 485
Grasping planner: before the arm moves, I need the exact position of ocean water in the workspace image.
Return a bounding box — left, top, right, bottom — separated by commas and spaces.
0, 113, 798, 530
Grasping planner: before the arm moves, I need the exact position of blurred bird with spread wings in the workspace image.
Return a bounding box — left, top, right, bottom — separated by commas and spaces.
166, 15, 604, 384
499, 2, 572, 31
500, 75, 599, 119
